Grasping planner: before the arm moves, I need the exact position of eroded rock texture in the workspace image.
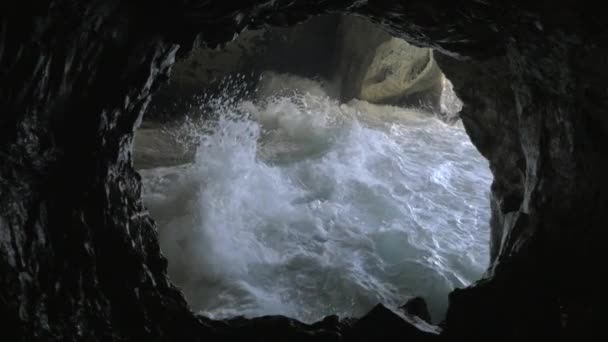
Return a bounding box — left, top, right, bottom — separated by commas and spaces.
1, 0, 607, 341
334, 15, 443, 109
0, 2, 203, 340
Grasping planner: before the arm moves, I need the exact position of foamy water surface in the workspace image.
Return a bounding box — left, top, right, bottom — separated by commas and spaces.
139, 73, 492, 323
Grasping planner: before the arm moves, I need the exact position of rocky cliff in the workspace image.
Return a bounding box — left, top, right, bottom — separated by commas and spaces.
1, 1, 607, 341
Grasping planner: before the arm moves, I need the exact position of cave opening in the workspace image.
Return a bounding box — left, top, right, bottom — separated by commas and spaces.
4, 1, 607, 340
133, 14, 492, 324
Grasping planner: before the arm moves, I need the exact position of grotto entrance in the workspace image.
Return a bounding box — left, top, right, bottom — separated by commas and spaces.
134, 14, 492, 323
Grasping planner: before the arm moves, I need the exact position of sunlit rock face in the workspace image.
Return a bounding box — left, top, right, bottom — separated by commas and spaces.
1, 0, 607, 341
358, 39, 442, 106
334, 16, 443, 111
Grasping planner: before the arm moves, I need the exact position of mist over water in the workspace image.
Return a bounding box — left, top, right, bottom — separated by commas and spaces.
140, 73, 492, 323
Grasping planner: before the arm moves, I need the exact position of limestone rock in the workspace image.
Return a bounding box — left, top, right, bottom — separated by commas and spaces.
359, 38, 443, 110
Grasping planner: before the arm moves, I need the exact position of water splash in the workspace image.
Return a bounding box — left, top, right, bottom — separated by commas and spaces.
140, 73, 492, 323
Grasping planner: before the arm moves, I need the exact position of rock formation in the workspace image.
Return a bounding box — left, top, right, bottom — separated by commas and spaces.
1, 1, 607, 341
359, 39, 442, 106
333, 15, 443, 111
134, 123, 194, 169
149, 14, 444, 121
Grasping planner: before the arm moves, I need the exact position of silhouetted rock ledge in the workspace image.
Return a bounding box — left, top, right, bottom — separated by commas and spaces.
198, 303, 439, 341
2, 0, 607, 341
400, 297, 433, 324
348, 304, 440, 341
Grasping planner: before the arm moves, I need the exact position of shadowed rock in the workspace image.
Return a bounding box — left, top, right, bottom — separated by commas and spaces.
347, 304, 440, 341
400, 297, 433, 324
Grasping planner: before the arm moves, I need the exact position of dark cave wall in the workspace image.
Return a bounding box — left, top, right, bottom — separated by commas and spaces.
435, 30, 608, 340
0, 2, 203, 340
1, 1, 608, 341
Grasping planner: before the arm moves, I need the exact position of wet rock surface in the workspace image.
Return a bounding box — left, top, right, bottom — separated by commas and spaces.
2, 0, 608, 341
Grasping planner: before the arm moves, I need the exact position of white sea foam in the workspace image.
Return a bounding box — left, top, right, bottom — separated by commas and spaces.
140, 73, 492, 323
